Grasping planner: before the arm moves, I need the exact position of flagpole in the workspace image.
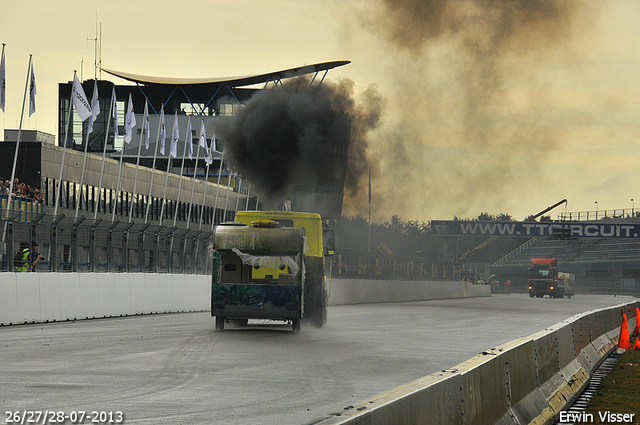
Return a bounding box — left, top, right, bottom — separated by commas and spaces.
173, 116, 191, 227
145, 104, 163, 224
75, 80, 98, 219
5, 55, 31, 222
368, 166, 371, 253
111, 133, 125, 222
112, 93, 135, 222
245, 184, 251, 211
159, 110, 177, 226
0, 43, 6, 115
74, 120, 91, 219
158, 145, 171, 226
223, 170, 232, 222
185, 135, 202, 229
211, 151, 224, 231
234, 175, 241, 215
129, 99, 148, 222
94, 87, 114, 221
198, 154, 212, 230
54, 70, 76, 218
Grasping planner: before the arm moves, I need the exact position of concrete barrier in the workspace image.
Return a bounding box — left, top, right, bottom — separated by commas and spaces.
0, 273, 211, 325
0, 275, 488, 325
312, 301, 639, 425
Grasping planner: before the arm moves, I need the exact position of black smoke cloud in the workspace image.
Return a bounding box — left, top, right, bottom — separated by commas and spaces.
340, 0, 596, 221
217, 77, 384, 207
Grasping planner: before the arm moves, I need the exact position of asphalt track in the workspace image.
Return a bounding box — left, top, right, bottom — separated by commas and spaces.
0, 294, 632, 425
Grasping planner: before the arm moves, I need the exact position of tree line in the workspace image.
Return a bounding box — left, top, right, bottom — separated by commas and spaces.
331, 212, 531, 263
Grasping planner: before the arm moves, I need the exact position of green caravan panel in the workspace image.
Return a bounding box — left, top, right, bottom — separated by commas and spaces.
211, 283, 302, 320
235, 211, 323, 258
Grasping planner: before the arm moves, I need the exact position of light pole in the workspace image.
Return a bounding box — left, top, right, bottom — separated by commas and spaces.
632, 199, 635, 216
595, 201, 598, 219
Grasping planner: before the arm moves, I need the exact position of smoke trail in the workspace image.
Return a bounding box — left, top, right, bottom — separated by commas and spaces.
217, 77, 384, 209
340, 0, 597, 221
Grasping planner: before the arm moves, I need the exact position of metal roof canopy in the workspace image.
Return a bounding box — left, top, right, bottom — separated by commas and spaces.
100, 60, 351, 116
101, 61, 350, 87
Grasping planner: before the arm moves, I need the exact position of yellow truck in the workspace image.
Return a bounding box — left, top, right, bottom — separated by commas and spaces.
211, 211, 334, 331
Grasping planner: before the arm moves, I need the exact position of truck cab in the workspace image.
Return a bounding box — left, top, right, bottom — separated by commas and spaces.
528, 258, 563, 298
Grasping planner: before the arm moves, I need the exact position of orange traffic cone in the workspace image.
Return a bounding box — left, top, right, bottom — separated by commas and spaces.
635, 307, 640, 336
619, 314, 631, 350
634, 338, 640, 351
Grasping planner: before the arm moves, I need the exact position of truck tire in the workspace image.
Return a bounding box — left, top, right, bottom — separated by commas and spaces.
292, 318, 301, 332
215, 316, 225, 331
304, 273, 326, 328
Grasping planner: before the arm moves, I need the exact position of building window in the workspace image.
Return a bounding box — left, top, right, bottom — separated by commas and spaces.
219, 103, 241, 116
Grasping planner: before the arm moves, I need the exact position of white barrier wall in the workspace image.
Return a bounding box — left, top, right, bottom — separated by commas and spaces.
0, 273, 211, 325
312, 301, 639, 425
0, 275, 488, 325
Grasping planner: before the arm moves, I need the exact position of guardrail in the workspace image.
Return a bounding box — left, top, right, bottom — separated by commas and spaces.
0, 195, 44, 222
312, 301, 638, 425
558, 208, 639, 221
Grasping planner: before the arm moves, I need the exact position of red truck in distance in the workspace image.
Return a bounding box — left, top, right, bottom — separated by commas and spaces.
527, 258, 576, 298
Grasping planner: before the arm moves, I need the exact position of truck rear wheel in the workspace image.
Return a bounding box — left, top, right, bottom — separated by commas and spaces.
215, 316, 225, 331
304, 276, 326, 328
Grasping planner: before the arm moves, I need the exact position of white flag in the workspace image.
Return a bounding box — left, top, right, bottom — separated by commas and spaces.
170, 111, 179, 158
87, 80, 100, 133
0, 46, 6, 113
29, 61, 36, 116
199, 120, 208, 154
159, 107, 166, 155
204, 139, 213, 166
187, 118, 193, 160
211, 133, 217, 153
143, 101, 150, 149
112, 87, 118, 138
123, 93, 136, 143
72, 74, 92, 122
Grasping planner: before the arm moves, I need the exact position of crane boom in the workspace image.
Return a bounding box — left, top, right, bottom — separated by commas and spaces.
456, 199, 568, 263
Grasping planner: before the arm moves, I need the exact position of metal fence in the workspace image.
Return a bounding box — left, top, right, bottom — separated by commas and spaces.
1, 214, 213, 274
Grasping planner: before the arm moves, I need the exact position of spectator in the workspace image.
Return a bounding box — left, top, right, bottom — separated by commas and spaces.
15, 241, 43, 272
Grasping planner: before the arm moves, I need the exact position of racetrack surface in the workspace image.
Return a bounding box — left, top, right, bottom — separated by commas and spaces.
0, 294, 632, 425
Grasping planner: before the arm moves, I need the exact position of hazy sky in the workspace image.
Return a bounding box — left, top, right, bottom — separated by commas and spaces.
2, 0, 640, 223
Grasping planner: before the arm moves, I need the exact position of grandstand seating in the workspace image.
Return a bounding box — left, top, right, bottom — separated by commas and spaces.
492, 237, 640, 267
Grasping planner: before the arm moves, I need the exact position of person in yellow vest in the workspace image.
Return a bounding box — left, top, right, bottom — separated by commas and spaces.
15, 241, 42, 272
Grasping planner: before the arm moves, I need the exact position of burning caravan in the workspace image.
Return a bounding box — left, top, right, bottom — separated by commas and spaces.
211, 220, 308, 331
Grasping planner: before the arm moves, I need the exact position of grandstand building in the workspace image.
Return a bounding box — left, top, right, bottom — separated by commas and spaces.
52, 61, 350, 221
489, 214, 640, 293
